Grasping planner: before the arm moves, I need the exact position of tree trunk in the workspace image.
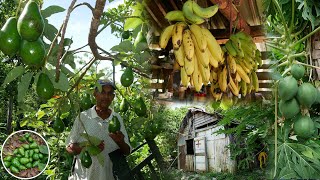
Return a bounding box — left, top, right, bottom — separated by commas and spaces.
6, 96, 13, 135
146, 138, 167, 171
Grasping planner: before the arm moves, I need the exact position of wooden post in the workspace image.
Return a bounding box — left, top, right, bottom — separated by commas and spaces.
146, 138, 167, 171
147, 162, 159, 180
6, 96, 13, 135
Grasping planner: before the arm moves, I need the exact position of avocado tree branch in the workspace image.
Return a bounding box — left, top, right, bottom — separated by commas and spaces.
56, 0, 77, 83
44, 25, 63, 66
73, 2, 94, 12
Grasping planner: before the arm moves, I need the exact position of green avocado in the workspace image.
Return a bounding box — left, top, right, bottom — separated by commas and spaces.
134, 97, 147, 117
17, 0, 45, 41
122, 31, 130, 39
80, 150, 92, 168
53, 116, 65, 133
120, 98, 129, 113
108, 115, 121, 133
120, 67, 134, 87
0, 17, 21, 56
20, 38, 45, 67
36, 73, 54, 100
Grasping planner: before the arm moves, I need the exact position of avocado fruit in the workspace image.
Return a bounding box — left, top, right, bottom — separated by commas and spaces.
20, 38, 45, 67
0, 17, 21, 56
17, 0, 45, 41
36, 73, 54, 100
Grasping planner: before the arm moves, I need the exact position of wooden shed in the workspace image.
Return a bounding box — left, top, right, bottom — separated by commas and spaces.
177, 108, 236, 173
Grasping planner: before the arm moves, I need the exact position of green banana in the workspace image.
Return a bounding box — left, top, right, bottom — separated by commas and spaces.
165, 10, 186, 22
183, 0, 205, 24
225, 40, 237, 57
229, 35, 244, 57
192, 2, 219, 19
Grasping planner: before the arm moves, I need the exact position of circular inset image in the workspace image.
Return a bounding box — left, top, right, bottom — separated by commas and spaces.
1, 130, 50, 179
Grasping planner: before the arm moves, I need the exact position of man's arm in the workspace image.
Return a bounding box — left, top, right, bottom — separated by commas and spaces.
109, 131, 131, 155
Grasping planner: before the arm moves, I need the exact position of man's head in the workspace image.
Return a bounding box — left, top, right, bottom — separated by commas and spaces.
94, 79, 116, 109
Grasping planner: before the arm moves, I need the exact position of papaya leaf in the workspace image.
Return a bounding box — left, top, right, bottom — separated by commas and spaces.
2, 66, 25, 87
80, 133, 101, 146
124, 18, 143, 31
17, 72, 33, 102
41, 5, 65, 18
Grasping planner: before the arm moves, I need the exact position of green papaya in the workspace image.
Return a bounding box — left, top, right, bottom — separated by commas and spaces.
279, 98, 300, 119
53, 116, 65, 133
80, 150, 92, 168
36, 73, 54, 100
296, 83, 317, 108
108, 115, 121, 133
291, 64, 305, 80
120, 98, 129, 112
293, 115, 315, 138
278, 76, 298, 101
17, 0, 44, 41
81, 93, 92, 110
0, 17, 21, 56
134, 97, 147, 117
20, 38, 45, 67
120, 68, 134, 87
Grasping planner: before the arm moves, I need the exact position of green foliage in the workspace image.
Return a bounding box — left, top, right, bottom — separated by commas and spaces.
216, 102, 274, 170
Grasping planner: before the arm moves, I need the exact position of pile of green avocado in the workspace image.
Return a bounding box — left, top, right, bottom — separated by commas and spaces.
0, 0, 54, 100
3, 133, 48, 176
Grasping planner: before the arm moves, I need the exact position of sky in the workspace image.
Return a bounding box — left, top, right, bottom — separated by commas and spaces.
42, 0, 124, 74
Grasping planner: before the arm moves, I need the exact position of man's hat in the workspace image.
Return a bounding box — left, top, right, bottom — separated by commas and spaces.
97, 79, 116, 90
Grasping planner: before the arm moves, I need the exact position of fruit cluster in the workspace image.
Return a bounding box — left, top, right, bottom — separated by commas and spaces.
159, 0, 262, 100
278, 66, 320, 138
2, 133, 48, 178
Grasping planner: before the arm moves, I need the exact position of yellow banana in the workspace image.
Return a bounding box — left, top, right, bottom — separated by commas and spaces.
172, 22, 186, 50
159, 24, 174, 49
184, 56, 194, 75
210, 81, 222, 101
198, 60, 209, 85
238, 60, 251, 73
240, 80, 247, 97
219, 66, 227, 92
192, 56, 202, 92
182, 29, 194, 60
225, 40, 237, 57
227, 55, 237, 74
247, 73, 253, 94
210, 69, 218, 82
192, 2, 219, 19
181, 66, 189, 87
252, 71, 259, 92
190, 24, 207, 52
173, 45, 185, 66
236, 64, 250, 84
165, 10, 186, 22
191, 33, 209, 68
228, 76, 239, 96
206, 48, 219, 68
182, 0, 205, 24
235, 72, 241, 82
202, 28, 224, 63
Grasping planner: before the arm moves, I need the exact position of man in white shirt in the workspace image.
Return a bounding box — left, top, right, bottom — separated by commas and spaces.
65, 80, 132, 180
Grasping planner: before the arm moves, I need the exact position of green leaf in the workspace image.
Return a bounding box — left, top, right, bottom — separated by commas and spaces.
43, 19, 58, 42
20, 119, 30, 127
59, 98, 71, 114
29, 120, 45, 129
110, 40, 133, 52
80, 133, 101, 146
42, 5, 65, 18
17, 72, 33, 102
2, 66, 25, 87
87, 145, 102, 156
96, 152, 105, 166
39, 145, 49, 154
302, 150, 314, 159
124, 18, 143, 31
63, 52, 76, 69
134, 42, 148, 52
63, 38, 73, 46
38, 162, 46, 171
46, 70, 69, 92
37, 110, 46, 120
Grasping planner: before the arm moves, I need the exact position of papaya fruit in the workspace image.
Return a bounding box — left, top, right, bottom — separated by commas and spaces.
108, 115, 121, 133
278, 76, 298, 101
80, 150, 92, 168
120, 68, 134, 87
279, 98, 300, 119
0, 17, 21, 56
120, 98, 129, 112
36, 73, 54, 100
20, 38, 45, 67
291, 64, 305, 80
17, 0, 45, 41
134, 97, 147, 117
53, 116, 65, 133
315, 88, 320, 104
296, 83, 317, 108
293, 115, 315, 138
81, 93, 92, 110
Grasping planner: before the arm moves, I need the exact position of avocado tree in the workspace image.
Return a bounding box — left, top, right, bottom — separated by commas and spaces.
265, 0, 320, 179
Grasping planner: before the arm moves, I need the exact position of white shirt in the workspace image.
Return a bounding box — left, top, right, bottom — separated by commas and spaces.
65, 106, 132, 180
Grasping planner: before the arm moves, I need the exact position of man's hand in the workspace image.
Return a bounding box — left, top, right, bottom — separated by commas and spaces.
97, 140, 105, 152
66, 143, 83, 155
109, 131, 131, 155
